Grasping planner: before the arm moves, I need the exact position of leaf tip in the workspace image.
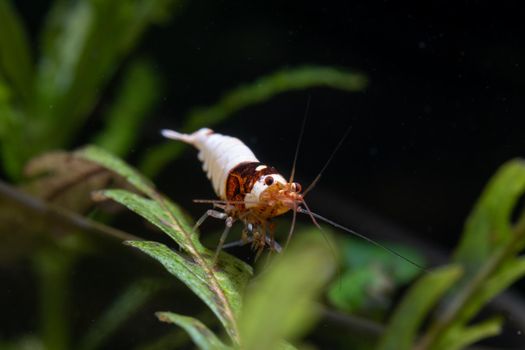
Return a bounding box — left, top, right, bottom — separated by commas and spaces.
91, 190, 108, 202
155, 311, 170, 323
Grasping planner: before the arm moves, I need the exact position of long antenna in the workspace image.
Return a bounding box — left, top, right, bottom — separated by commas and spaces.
289, 94, 311, 182
297, 207, 426, 271
302, 125, 352, 197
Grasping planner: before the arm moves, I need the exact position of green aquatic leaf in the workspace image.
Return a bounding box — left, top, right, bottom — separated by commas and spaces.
454, 159, 525, 273
455, 256, 525, 326
0, 0, 33, 103
412, 159, 525, 349
126, 241, 249, 343
376, 265, 463, 350
328, 238, 425, 314
238, 232, 336, 350
93, 59, 160, 157
77, 146, 252, 344
184, 65, 367, 131
32, 0, 181, 155
156, 312, 230, 350
79, 279, 165, 350
78, 145, 156, 196
99, 189, 201, 249
433, 316, 502, 350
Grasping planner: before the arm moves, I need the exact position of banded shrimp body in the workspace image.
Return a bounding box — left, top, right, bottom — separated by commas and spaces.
161, 123, 424, 269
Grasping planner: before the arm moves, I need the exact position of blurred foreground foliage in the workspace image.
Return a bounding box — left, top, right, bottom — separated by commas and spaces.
0, 0, 178, 179
1, 0, 525, 350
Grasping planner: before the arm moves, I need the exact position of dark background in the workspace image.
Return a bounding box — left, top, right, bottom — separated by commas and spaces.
16, 0, 525, 260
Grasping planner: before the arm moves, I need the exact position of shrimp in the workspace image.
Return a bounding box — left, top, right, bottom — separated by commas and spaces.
162, 127, 424, 269
161, 128, 304, 260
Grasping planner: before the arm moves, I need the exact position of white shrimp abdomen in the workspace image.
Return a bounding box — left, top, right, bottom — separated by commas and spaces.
161, 128, 259, 199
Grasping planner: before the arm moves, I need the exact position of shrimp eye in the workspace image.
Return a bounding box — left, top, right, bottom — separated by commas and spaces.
292, 182, 302, 192
264, 176, 274, 186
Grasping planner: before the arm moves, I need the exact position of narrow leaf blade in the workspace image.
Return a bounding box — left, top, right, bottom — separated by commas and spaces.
77, 146, 156, 196
0, 0, 33, 102
99, 189, 201, 250
93, 60, 160, 156
376, 265, 463, 350
434, 316, 503, 350
454, 159, 525, 272
156, 312, 230, 350
139, 65, 368, 177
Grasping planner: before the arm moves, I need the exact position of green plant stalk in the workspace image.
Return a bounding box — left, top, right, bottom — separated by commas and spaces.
156, 312, 229, 350
376, 266, 462, 350
78, 279, 165, 350
93, 59, 160, 157
432, 316, 502, 350
0, 0, 33, 103
414, 213, 525, 350
35, 247, 76, 350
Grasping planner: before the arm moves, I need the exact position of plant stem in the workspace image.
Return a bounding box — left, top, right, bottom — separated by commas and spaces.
0, 180, 139, 241
414, 215, 525, 350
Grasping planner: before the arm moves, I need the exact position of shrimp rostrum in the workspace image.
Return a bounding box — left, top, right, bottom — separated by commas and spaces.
162, 128, 309, 260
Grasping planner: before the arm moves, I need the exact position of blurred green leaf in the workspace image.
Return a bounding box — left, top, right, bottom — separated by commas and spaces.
184, 65, 367, 131
454, 159, 525, 273
0, 99, 26, 178
35, 241, 81, 350
414, 159, 525, 349
79, 279, 165, 350
433, 316, 502, 350
328, 238, 425, 314
328, 267, 389, 314
78, 145, 156, 196
0, 0, 33, 103
139, 65, 368, 177
376, 265, 463, 350
77, 146, 252, 344
28, 0, 180, 161
156, 312, 230, 350
455, 256, 525, 327
0, 336, 43, 350
93, 59, 160, 157
238, 231, 336, 350
134, 329, 189, 350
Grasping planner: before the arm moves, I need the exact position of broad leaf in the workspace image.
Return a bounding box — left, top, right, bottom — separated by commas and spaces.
238, 231, 336, 350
